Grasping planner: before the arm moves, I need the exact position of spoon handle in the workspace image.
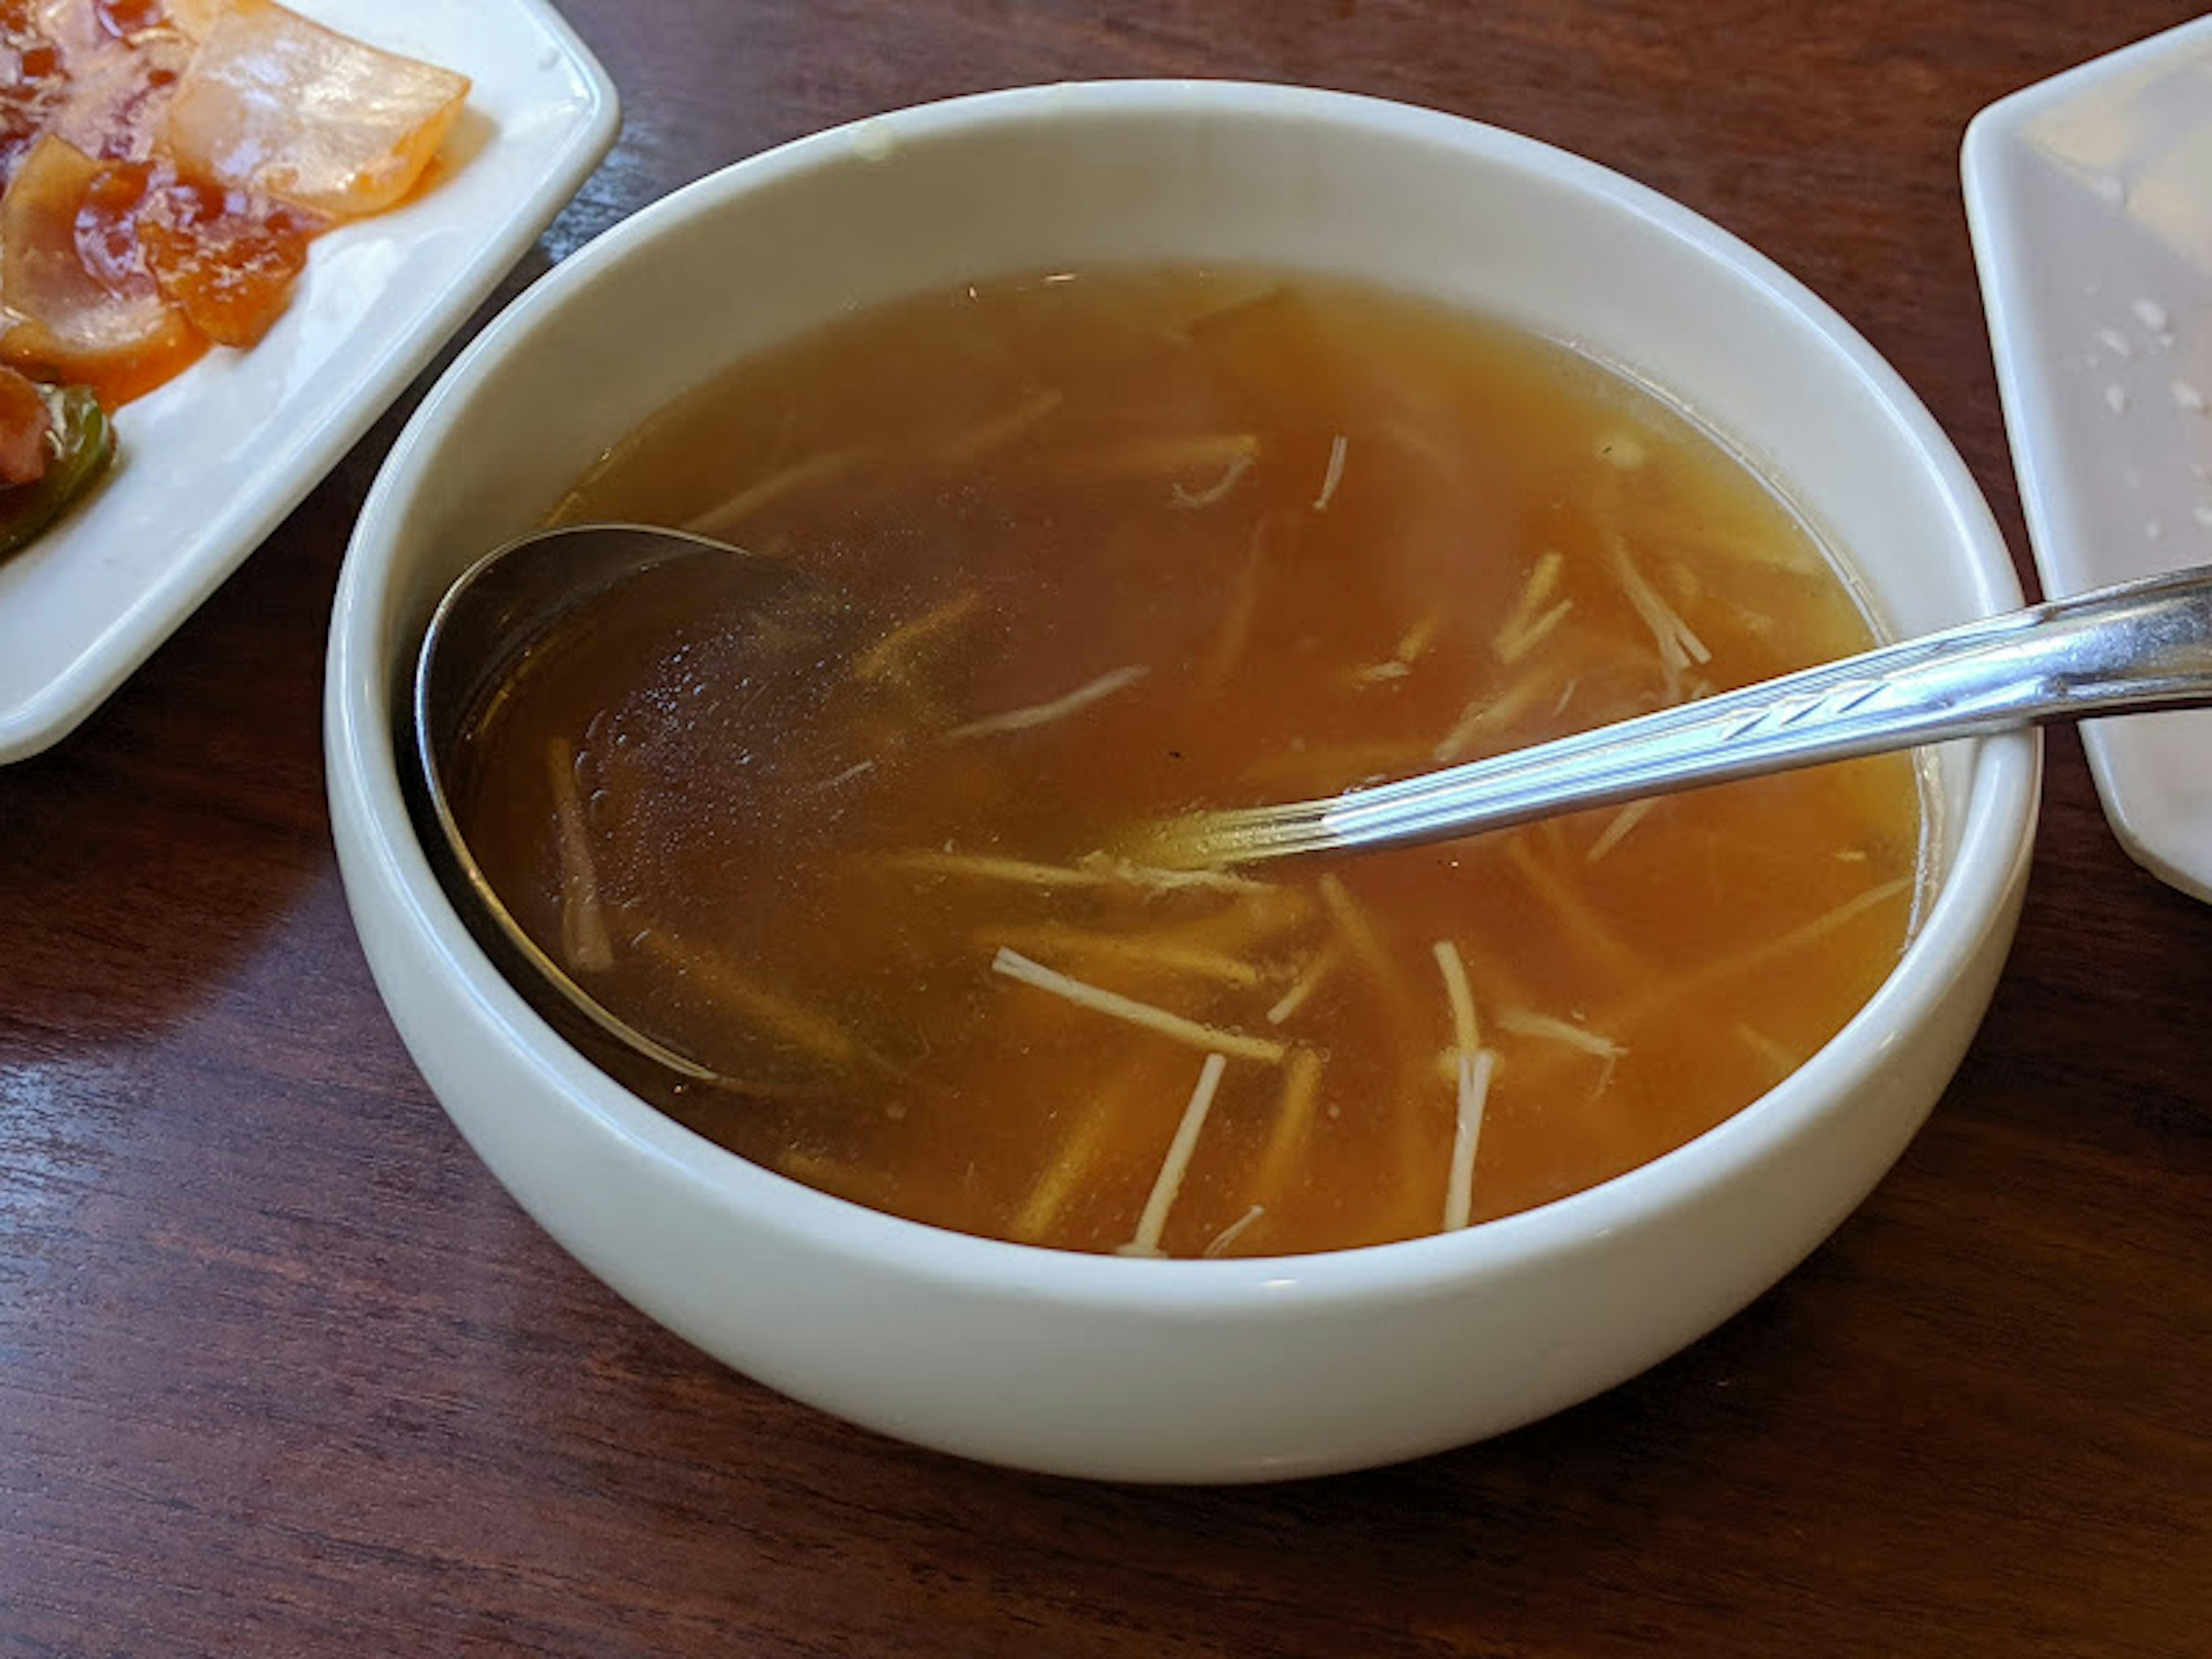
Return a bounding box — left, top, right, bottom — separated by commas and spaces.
1171, 562, 2212, 865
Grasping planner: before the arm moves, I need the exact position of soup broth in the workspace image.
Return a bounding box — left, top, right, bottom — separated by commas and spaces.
449, 267, 1924, 1259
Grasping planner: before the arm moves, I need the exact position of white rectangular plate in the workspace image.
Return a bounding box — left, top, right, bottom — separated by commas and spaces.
1964, 13, 2212, 901
0, 0, 618, 763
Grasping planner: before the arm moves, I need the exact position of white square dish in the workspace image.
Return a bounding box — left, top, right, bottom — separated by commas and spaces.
1964, 13, 2212, 901
0, 0, 618, 763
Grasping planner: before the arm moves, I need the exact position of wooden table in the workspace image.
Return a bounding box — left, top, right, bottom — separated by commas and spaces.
5, 3, 2208, 1652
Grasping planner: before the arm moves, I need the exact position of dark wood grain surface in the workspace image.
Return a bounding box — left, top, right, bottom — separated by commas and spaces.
5, 2, 2209, 1653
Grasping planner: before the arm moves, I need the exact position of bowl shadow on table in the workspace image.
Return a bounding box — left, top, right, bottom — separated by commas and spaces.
507, 1212, 1906, 1649
0, 534, 341, 1050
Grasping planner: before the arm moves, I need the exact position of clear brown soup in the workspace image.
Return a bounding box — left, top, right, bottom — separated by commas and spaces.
449, 266, 1923, 1259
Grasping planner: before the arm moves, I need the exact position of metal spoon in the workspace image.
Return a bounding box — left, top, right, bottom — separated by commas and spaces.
1138, 561, 2212, 868
412, 525, 2212, 1081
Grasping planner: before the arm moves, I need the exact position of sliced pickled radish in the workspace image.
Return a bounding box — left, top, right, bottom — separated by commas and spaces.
160, 0, 469, 219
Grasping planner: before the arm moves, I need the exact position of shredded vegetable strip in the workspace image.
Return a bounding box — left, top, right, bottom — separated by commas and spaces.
1659, 556, 1702, 613
987, 923, 1264, 988
1433, 661, 1566, 763
1599, 524, 1710, 673
945, 664, 1149, 741
1199, 522, 1271, 690
851, 591, 980, 682
888, 849, 1276, 896
887, 850, 1106, 888
1146, 892, 1316, 959
1312, 433, 1348, 510
1393, 614, 1443, 665
991, 949, 1287, 1063
1010, 1070, 1135, 1242
1493, 550, 1567, 664
1353, 612, 1447, 686
1443, 1049, 1495, 1232
1503, 836, 1642, 980
1163, 283, 1285, 341
1170, 449, 1255, 509
1713, 874, 1914, 983
1251, 1048, 1324, 1206
1118, 1053, 1229, 1257
1203, 1203, 1266, 1258
1495, 599, 1573, 665
1585, 798, 1656, 864
1267, 948, 1340, 1025
1734, 1022, 1798, 1081
1319, 873, 1431, 1199
1615, 874, 1915, 1037
1077, 853, 1280, 895
1373, 415, 1460, 477
547, 738, 612, 973
687, 449, 855, 537
632, 927, 859, 1069
1319, 876, 1431, 1108
1431, 939, 1480, 1055
933, 388, 1062, 464
1506, 550, 1565, 628
1318, 875, 1397, 999
1495, 1006, 1625, 1059
1064, 433, 1259, 478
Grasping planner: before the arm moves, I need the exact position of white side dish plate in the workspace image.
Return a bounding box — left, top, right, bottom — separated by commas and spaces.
1964, 13, 2212, 902
0, 0, 618, 764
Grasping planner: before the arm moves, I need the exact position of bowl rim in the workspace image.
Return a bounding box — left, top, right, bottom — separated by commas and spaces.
329, 78, 2039, 1318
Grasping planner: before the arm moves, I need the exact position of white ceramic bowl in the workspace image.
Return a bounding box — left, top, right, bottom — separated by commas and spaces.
327, 82, 2038, 1483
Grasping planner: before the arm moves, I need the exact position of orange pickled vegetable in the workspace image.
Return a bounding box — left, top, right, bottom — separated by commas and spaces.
138, 174, 317, 346
0, 1, 468, 413
0, 3, 73, 184
38, 3, 193, 169
0, 134, 204, 404
0, 0, 469, 572
161, 0, 470, 219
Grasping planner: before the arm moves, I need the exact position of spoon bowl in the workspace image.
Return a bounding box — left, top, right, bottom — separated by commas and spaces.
411, 522, 808, 1085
